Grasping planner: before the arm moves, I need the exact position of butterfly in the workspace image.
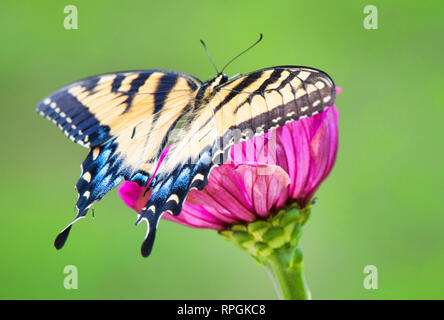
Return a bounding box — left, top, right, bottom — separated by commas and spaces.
36, 35, 336, 257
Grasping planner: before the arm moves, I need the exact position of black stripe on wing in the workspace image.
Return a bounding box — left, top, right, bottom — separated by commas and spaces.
213, 71, 264, 113
36, 76, 112, 147
121, 73, 151, 113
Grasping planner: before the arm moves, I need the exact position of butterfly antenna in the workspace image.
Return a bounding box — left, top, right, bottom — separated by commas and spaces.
221, 33, 263, 74
200, 39, 219, 74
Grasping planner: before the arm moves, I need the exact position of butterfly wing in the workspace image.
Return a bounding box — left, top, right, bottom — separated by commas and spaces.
136, 66, 336, 256
37, 70, 202, 248
37, 70, 201, 147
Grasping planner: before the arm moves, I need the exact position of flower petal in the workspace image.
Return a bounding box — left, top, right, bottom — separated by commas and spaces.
185, 164, 257, 224
163, 204, 227, 230
118, 181, 144, 210
277, 121, 312, 201
232, 164, 290, 218
304, 106, 339, 201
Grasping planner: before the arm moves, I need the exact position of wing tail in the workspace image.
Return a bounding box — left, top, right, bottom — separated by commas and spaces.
54, 139, 131, 250
135, 147, 214, 257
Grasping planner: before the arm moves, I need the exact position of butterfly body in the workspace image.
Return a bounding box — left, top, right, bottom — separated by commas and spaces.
37, 64, 335, 257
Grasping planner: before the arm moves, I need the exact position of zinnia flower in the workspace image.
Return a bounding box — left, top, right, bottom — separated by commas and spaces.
119, 87, 340, 299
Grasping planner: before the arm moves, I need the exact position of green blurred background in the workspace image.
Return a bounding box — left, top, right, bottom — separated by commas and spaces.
0, 0, 443, 299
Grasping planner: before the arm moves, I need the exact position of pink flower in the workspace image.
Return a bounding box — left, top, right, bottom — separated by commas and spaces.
119, 88, 340, 231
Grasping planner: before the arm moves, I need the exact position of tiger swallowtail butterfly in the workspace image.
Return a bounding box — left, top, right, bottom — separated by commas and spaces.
36, 35, 336, 257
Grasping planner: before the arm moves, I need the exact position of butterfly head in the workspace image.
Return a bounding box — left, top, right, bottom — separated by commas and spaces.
209, 73, 229, 88
196, 73, 228, 101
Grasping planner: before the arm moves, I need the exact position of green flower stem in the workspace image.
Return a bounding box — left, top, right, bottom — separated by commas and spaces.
219, 202, 313, 300
262, 247, 310, 300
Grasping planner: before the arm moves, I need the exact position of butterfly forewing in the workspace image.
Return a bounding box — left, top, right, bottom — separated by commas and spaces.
37, 70, 201, 147
216, 66, 335, 133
